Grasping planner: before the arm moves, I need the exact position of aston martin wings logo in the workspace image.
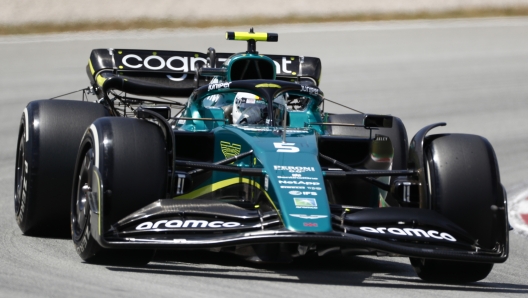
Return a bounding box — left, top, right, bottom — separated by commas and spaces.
290, 214, 328, 219
220, 141, 241, 159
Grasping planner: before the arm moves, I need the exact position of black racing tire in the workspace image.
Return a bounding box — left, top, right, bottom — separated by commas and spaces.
14, 100, 109, 237
410, 258, 493, 283
71, 117, 167, 265
410, 133, 505, 283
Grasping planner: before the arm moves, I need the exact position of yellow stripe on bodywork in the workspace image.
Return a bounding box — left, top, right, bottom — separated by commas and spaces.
88, 59, 95, 75
175, 177, 282, 221
176, 177, 260, 199
255, 83, 281, 88
96, 74, 106, 87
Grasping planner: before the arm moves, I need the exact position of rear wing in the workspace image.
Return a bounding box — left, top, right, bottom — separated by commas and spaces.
87, 49, 322, 97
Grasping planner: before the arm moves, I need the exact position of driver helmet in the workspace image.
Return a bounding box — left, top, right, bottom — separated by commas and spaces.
232, 92, 267, 124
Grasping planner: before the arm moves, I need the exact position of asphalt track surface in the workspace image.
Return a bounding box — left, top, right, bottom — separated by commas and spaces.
1, 18, 528, 297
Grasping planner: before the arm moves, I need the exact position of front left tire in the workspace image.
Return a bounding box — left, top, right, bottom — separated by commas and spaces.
71, 117, 167, 265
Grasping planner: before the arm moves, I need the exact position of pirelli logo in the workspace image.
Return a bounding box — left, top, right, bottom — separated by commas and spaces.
220, 141, 241, 159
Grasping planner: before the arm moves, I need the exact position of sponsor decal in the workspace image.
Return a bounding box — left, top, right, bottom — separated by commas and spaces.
279, 180, 320, 185
76, 223, 90, 254
264, 175, 269, 191
278, 175, 318, 180
235, 96, 264, 106
274, 165, 315, 173
307, 187, 322, 190
290, 214, 327, 219
289, 191, 317, 196
280, 186, 306, 189
136, 220, 242, 230
243, 97, 256, 104
271, 57, 297, 75
220, 141, 241, 159
118, 53, 302, 76
359, 227, 456, 242
300, 85, 319, 95
16, 160, 28, 224
121, 54, 206, 72
294, 198, 318, 209
208, 82, 231, 91
167, 74, 187, 81
303, 222, 318, 227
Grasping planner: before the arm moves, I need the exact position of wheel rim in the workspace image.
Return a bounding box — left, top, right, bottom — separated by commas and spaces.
72, 149, 93, 242
14, 131, 26, 216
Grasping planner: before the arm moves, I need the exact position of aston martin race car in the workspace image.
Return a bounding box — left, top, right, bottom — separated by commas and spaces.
14, 30, 509, 283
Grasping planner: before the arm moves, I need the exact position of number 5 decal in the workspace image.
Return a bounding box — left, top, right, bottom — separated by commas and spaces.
273, 142, 299, 153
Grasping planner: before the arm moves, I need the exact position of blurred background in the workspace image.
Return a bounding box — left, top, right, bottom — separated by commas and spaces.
1, 0, 528, 34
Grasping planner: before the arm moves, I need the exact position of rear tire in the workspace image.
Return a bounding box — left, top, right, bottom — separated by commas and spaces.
71, 117, 167, 265
410, 133, 506, 282
14, 100, 108, 237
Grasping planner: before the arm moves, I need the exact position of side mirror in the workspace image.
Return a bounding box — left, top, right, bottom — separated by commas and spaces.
364, 115, 393, 128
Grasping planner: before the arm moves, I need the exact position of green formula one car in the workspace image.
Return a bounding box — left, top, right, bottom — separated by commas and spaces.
14, 30, 509, 282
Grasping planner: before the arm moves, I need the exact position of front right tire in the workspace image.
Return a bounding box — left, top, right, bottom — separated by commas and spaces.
410, 133, 507, 283
410, 258, 493, 283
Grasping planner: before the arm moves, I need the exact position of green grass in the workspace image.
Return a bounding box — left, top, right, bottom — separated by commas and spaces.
2, 6, 528, 35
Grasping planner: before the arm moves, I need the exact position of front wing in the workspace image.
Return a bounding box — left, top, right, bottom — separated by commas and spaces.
88, 199, 508, 263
